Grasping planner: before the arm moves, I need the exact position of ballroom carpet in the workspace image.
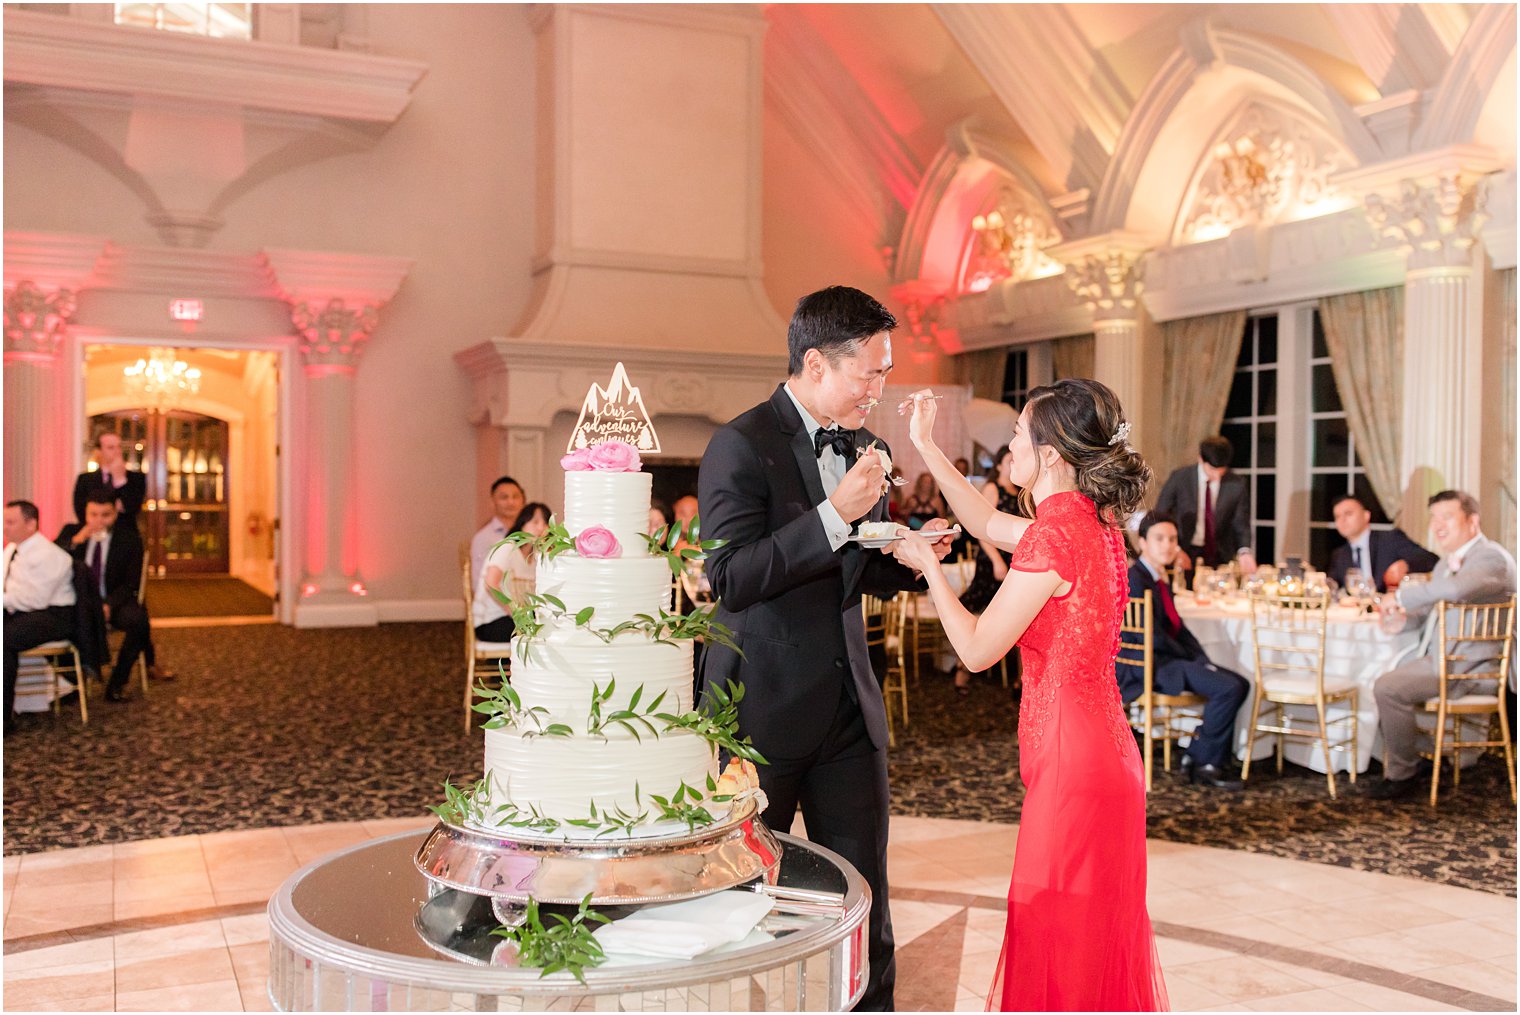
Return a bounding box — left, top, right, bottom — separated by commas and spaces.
4, 622, 1515, 895
144, 576, 275, 618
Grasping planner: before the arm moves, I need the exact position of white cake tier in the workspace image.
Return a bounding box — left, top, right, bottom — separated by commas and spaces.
563, 472, 652, 558
536, 555, 671, 627
483, 726, 716, 826
513, 631, 694, 723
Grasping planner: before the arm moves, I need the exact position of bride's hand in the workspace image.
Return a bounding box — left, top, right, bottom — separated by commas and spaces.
890, 529, 939, 573
898, 389, 938, 448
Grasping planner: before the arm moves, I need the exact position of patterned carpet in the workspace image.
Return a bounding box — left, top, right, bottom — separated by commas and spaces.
3, 623, 1515, 896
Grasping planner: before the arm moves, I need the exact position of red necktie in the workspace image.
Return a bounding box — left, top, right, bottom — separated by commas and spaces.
1203, 482, 1217, 564
1156, 579, 1183, 636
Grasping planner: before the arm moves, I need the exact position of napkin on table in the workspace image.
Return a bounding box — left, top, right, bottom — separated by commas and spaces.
594, 890, 775, 961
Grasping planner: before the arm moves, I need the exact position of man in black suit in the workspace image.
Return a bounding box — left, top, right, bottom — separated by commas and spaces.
1152, 435, 1255, 571
698, 286, 951, 1011
1119, 512, 1249, 789
72, 431, 147, 528
1326, 494, 1438, 593
59, 490, 173, 701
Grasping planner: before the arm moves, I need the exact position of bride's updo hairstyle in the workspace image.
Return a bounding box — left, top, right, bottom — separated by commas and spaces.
1020, 378, 1152, 527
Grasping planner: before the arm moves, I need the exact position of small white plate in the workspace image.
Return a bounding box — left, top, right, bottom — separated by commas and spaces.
848, 525, 962, 549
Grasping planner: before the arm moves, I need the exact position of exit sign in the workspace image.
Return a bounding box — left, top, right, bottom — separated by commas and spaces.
169, 298, 204, 322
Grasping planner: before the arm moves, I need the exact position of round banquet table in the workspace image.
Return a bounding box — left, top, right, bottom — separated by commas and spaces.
267, 830, 869, 1012
1176, 594, 1420, 774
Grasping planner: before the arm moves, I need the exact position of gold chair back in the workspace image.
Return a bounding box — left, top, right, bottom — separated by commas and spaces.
1118, 592, 1205, 789
1243, 588, 1356, 797
1427, 598, 1517, 806
462, 557, 515, 735
864, 592, 911, 745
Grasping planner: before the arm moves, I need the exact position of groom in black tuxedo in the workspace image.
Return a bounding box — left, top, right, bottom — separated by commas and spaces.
699, 286, 951, 1011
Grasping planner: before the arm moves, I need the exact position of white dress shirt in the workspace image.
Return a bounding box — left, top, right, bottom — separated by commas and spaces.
470, 518, 510, 585
84, 529, 113, 599
1193, 465, 1220, 547
3, 532, 76, 613
1345, 530, 1372, 576
783, 382, 853, 551
473, 543, 536, 628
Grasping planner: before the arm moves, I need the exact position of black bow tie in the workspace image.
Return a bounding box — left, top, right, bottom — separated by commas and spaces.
813, 426, 855, 459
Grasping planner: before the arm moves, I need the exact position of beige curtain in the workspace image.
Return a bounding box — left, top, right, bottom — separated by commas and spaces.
956, 348, 1008, 401
1499, 269, 1516, 553
1318, 288, 1404, 521
1160, 310, 1247, 473
1051, 333, 1094, 381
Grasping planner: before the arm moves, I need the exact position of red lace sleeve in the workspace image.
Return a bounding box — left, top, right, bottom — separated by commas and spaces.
1007, 519, 1071, 584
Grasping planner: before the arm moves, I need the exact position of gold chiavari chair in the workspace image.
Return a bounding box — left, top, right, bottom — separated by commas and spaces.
1242, 589, 1356, 797
462, 559, 516, 734
1118, 592, 1206, 791
865, 592, 911, 747
1424, 598, 1517, 807
17, 640, 90, 724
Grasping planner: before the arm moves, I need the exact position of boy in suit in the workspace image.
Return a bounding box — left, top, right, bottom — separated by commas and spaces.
1326, 494, 1438, 593
1120, 512, 1249, 789
1152, 436, 1255, 571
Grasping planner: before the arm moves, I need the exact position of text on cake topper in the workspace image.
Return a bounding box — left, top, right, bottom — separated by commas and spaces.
567, 362, 661, 454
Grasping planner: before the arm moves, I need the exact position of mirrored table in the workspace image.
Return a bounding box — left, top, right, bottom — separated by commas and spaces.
268, 830, 869, 1011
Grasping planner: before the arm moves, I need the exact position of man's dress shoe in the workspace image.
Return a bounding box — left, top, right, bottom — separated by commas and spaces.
1180, 754, 1245, 790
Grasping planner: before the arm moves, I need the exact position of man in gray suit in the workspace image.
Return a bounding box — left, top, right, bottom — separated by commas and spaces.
1368, 490, 1517, 800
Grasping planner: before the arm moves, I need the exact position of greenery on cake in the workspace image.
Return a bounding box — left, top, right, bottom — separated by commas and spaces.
584, 678, 667, 740
655, 679, 768, 765
641, 514, 728, 577
491, 894, 609, 984
471, 677, 572, 738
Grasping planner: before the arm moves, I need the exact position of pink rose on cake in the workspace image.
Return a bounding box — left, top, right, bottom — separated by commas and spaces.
561, 449, 594, 471
575, 525, 622, 559
586, 440, 642, 472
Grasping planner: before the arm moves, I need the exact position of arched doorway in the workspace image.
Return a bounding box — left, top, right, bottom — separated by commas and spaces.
89, 409, 231, 575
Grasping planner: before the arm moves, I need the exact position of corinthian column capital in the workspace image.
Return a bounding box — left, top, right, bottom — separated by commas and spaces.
1064, 250, 1146, 321
291, 298, 379, 374
4, 280, 76, 361
1364, 172, 1489, 271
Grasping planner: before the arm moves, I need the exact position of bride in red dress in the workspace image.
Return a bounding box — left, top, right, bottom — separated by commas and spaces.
893, 379, 1168, 1012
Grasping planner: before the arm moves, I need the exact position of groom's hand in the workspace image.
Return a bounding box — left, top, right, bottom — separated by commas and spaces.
829, 453, 886, 523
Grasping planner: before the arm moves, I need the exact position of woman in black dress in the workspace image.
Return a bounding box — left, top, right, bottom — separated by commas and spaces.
952, 445, 1023, 693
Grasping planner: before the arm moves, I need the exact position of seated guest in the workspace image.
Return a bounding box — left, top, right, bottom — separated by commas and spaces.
648, 498, 671, 537
672, 494, 699, 550
902, 472, 947, 530
473, 502, 551, 644
1369, 490, 1517, 799
469, 475, 526, 581
1327, 494, 1438, 592
73, 431, 146, 528
1152, 436, 1254, 571
58, 491, 173, 701
4, 500, 77, 730
1120, 512, 1249, 790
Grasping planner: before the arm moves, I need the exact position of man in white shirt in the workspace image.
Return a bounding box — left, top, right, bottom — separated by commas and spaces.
4, 500, 77, 731
1369, 490, 1518, 799
469, 475, 526, 581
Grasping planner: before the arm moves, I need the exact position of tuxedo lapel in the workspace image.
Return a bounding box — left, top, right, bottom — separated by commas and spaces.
770, 385, 830, 513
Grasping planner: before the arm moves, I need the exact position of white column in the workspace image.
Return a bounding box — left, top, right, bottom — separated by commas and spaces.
1065, 248, 1149, 438
3, 281, 76, 530
1364, 172, 1488, 526
291, 298, 379, 627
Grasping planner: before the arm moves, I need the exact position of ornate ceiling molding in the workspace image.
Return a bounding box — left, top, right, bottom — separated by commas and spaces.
1413, 4, 1517, 151
259, 249, 413, 308
2, 231, 109, 290
1323, 4, 1462, 95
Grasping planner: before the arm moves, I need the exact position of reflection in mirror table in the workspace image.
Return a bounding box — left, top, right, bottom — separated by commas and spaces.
267, 830, 868, 1011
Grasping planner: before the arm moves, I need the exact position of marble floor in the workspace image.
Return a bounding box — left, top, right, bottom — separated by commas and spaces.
2, 815, 1515, 1012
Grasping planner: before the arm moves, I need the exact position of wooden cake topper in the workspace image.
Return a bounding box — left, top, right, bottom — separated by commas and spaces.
567, 362, 661, 453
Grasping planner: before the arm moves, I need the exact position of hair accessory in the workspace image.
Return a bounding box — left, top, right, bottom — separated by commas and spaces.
1108, 421, 1131, 447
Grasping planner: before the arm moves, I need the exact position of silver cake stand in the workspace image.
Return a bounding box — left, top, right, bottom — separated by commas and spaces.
413, 800, 784, 921
267, 828, 870, 1011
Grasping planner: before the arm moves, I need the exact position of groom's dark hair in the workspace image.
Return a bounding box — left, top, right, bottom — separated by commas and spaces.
787, 286, 897, 376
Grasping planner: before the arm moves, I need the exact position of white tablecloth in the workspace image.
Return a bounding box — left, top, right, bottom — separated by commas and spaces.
1177, 596, 1420, 774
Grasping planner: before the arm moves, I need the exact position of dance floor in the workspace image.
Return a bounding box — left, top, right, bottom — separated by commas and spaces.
2, 815, 1514, 1011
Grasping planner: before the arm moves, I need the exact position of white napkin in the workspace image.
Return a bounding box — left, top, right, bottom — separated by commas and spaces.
594, 891, 775, 961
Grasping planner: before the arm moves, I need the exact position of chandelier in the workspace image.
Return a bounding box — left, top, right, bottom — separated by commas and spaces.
123, 348, 202, 408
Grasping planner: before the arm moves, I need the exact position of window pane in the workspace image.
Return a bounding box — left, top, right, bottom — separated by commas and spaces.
1309, 527, 1335, 571
1256, 421, 1276, 468
1235, 324, 1256, 368
1314, 416, 1350, 468
1312, 363, 1341, 412
1256, 367, 1277, 416
1312, 311, 1328, 360
1354, 474, 1390, 525
1309, 473, 1338, 521
1221, 423, 1253, 466
1257, 316, 1278, 365
1255, 526, 1276, 564
1224, 373, 1253, 420
1255, 474, 1275, 520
